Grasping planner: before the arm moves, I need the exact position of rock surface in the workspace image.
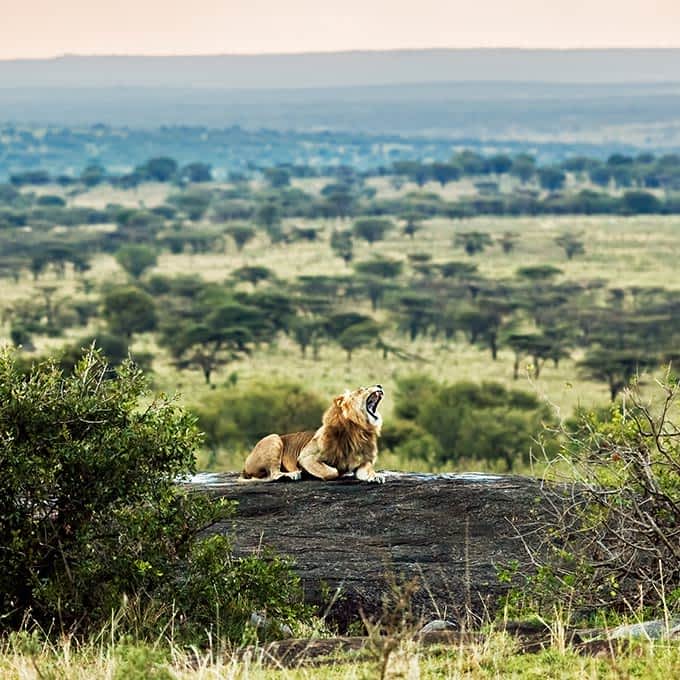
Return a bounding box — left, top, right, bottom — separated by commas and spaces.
187, 471, 548, 629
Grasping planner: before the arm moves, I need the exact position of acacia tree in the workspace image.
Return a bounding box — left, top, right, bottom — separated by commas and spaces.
102, 286, 157, 339
291, 317, 327, 359
555, 233, 586, 260
401, 212, 423, 239
336, 320, 381, 361
352, 217, 393, 245
578, 348, 658, 401
161, 301, 272, 384
226, 224, 256, 252
498, 231, 520, 254
231, 265, 274, 288
330, 229, 354, 264
454, 231, 493, 256
115, 244, 158, 279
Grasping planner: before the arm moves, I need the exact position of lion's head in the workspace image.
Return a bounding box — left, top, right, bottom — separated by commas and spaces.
327, 384, 384, 431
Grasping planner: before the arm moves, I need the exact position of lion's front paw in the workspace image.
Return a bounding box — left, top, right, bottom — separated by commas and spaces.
288, 470, 302, 481
368, 473, 385, 484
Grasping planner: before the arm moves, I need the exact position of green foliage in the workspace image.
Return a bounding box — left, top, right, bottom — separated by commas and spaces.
454, 231, 493, 256
381, 419, 441, 462
115, 244, 158, 279
0, 347, 211, 631
167, 188, 213, 220
0, 347, 309, 642
226, 223, 256, 251
138, 157, 178, 182
554, 233, 585, 260
232, 265, 274, 287
396, 377, 554, 470
330, 228, 354, 264
508, 379, 680, 621
354, 257, 403, 279
352, 217, 393, 244
336, 320, 381, 361
194, 382, 326, 455
102, 285, 157, 338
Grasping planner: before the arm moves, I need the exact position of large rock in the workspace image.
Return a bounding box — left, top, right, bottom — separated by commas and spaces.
187, 471, 548, 629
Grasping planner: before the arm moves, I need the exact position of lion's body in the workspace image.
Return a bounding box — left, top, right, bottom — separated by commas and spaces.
240, 385, 384, 483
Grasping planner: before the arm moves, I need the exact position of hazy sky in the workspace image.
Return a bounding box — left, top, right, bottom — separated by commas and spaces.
2, 0, 680, 59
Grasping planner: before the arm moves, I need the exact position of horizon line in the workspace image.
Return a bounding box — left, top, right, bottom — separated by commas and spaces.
3, 44, 680, 62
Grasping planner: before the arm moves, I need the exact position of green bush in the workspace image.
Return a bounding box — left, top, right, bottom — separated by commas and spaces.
194, 382, 326, 457
381, 418, 441, 462
395, 377, 555, 470
0, 347, 308, 641
508, 379, 680, 620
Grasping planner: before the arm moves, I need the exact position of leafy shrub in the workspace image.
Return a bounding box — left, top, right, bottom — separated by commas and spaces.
194, 382, 326, 457
394, 376, 555, 470
380, 419, 441, 462
0, 347, 308, 641
514, 378, 680, 620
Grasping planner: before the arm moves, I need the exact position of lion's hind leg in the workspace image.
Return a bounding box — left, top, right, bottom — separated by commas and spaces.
240, 434, 301, 482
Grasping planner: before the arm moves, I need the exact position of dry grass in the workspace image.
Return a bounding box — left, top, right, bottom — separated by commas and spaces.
1, 630, 679, 679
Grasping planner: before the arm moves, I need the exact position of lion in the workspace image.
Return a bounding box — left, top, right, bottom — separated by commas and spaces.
240, 384, 385, 483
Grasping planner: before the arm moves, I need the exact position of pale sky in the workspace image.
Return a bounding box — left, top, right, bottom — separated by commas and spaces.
2, 0, 680, 59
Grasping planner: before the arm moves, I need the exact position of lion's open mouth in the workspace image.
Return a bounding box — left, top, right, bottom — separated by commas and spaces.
366, 389, 383, 418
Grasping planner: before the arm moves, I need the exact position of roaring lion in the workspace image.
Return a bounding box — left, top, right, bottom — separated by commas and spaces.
240, 384, 385, 483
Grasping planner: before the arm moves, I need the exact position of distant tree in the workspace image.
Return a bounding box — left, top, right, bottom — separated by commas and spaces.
102, 286, 157, 339
168, 189, 212, 220
621, 190, 661, 214
289, 226, 319, 242
354, 257, 403, 280
352, 217, 393, 245
401, 212, 423, 239
336, 320, 381, 361
454, 231, 493, 256
255, 200, 283, 243
321, 183, 356, 218
231, 265, 274, 287
488, 154, 513, 174
438, 261, 478, 279
291, 317, 327, 359
395, 292, 435, 341
141, 157, 178, 182
330, 229, 354, 264
589, 165, 612, 188
537, 166, 567, 191
263, 167, 291, 188
160, 302, 270, 384
430, 162, 461, 187
452, 150, 488, 175
498, 231, 519, 254
226, 224, 256, 251
80, 164, 106, 187
115, 244, 158, 279
555, 233, 585, 260
579, 348, 658, 401
181, 162, 213, 183
456, 301, 511, 360
504, 332, 555, 379
510, 154, 536, 184
516, 264, 563, 282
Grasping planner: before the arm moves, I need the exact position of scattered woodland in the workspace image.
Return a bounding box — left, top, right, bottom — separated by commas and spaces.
3, 145, 680, 471
2, 131, 680, 676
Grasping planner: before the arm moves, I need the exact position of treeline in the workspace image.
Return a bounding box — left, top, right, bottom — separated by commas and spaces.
8, 148, 680, 194
0, 123, 630, 180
